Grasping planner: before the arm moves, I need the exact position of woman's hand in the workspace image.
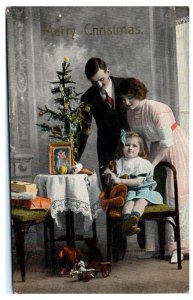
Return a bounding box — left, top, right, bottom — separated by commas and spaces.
151, 147, 170, 167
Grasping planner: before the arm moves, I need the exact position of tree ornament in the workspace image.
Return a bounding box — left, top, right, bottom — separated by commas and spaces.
85, 105, 91, 112
63, 56, 70, 63
38, 111, 44, 117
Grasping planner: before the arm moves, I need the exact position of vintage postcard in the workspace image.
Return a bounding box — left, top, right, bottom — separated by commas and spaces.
6, 5, 189, 294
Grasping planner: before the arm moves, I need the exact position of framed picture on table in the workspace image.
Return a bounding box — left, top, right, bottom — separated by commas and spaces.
49, 142, 74, 174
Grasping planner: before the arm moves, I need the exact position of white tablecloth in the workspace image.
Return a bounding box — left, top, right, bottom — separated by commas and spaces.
34, 173, 102, 230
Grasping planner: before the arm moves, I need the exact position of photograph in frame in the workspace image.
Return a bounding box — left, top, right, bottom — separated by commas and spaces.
49, 141, 74, 174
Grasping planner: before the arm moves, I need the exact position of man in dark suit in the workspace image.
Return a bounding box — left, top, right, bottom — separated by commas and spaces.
77, 57, 127, 187
77, 58, 128, 262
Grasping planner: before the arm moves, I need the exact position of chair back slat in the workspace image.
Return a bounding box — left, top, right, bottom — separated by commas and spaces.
154, 163, 166, 202
155, 161, 179, 212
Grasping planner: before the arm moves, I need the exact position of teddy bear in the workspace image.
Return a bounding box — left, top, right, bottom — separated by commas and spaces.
99, 183, 128, 219
99, 160, 128, 219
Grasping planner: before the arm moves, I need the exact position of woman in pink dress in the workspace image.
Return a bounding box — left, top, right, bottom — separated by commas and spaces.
117, 78, 189, 263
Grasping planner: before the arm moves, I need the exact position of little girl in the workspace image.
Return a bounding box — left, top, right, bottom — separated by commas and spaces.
105, 130, 163, 234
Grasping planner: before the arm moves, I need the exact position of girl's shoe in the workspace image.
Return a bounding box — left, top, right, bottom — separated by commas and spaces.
126, 226, 141, 236
170, 250, 184, 264
123, 214, 139, 231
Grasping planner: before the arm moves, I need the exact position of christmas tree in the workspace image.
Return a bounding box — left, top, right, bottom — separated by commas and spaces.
36, 57, 83, 161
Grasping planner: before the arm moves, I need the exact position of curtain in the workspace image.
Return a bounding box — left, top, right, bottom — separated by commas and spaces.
176, 16, 189, 134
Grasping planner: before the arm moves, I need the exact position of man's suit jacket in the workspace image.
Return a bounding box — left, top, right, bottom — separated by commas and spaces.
77, 76, 128, 167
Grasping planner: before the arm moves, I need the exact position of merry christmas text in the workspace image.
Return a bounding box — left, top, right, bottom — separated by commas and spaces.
42, 23, 143, 39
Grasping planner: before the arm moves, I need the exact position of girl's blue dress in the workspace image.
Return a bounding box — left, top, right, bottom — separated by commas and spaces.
116, 156, 163, 204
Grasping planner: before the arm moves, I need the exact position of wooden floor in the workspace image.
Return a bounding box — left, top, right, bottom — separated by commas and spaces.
12, 238, 189, 294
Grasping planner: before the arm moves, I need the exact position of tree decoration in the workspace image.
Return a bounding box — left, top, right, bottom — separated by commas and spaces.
36, 57, 83, 160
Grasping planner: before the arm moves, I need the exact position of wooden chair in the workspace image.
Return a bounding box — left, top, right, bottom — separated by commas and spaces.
105, 161, 182, 269
139, 161, 182, 269
12, 203, 54, 281
12, 209, 98, 281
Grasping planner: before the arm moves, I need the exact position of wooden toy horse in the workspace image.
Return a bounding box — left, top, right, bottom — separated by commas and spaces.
57, 243, 83, 275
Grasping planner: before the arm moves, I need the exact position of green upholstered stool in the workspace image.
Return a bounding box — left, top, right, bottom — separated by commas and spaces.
12, 208, 50, 222
12, 207, 53, 281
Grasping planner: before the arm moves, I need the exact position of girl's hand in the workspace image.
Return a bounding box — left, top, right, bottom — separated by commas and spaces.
135, 177, 144, 185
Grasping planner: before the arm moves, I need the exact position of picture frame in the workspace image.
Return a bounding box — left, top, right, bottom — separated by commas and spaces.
49, 142, 74, 175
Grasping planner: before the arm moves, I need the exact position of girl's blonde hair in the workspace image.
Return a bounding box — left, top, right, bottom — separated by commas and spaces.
115, 130, 149, 160
124, 131, 149, 159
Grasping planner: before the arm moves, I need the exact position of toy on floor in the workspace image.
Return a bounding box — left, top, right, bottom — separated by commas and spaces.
70, 259, 111, 281
57, 244, 83, 275
69, 239, 111, 282
70, 259, 96, 282
92, 261, 111, 278
84, 238, 111, 280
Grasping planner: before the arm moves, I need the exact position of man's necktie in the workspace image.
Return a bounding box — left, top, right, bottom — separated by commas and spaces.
105, 91, 113, 106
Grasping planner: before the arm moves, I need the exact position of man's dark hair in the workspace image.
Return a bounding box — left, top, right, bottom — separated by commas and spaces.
85, 57, 107, 79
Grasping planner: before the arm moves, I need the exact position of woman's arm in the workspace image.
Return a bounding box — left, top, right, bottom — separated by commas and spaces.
151, 147, 170, 168
113, 176, 144, 186
149, 103, 174, 167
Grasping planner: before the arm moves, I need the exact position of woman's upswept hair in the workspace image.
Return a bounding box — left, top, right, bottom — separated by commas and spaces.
117, 77, 148, 100
85, 57, 107, 79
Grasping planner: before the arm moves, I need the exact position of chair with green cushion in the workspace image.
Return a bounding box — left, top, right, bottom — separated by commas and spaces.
138, 161, 182, 269
105, 161, 182, 269
12, 208, 54, 281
